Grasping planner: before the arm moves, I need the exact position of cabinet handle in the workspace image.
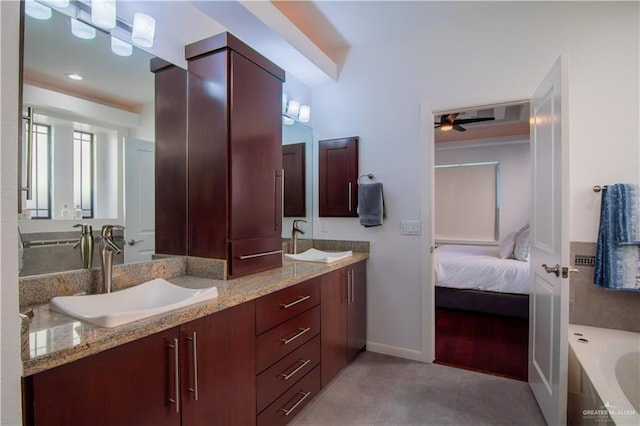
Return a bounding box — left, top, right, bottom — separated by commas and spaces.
350, 269, 355, 304
238, 249, 283, 260
280, 295, 311, 309
168, 338, 180, 413
280, 327, 311, 345
275, 169, 283, 230
279, 359, 311, 381
186, 332, 199, 401
345, 271, 350, 304
348, 182, 352, 211
21, 107, 34, 200
279, 391, 311, 416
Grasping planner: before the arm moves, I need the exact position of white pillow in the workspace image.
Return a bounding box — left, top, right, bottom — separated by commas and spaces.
513, 224, 530, 262
499, 232, 518, 259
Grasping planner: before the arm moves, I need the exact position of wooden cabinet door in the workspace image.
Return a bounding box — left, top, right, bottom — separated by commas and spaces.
229, 51, 283, 241
153, 62, 187, 257
30, 327, 181, 426
180, 301, 256, 426
347, 261, 367, 361
320, 268, 348, 387
318, 137, 359, 217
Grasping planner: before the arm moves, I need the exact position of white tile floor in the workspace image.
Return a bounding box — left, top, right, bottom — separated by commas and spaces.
291, 352, 546, 426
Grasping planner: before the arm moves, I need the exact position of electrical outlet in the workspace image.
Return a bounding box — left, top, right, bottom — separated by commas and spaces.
400, 220, 421, 235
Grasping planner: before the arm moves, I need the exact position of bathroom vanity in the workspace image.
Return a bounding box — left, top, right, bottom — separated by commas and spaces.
21, 254, 368, 426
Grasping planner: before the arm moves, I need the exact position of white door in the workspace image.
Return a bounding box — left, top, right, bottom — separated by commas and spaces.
124, 138, 155, 263
528, 57, 571, 426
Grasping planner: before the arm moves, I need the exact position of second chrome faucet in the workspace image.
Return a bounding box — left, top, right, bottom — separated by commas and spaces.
291, 220, 307, 255
100, 225, 124, 294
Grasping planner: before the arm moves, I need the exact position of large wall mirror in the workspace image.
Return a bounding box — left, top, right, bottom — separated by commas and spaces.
19, 4, 160, 276
282, 121, 313, 239
20, 4, 314, 277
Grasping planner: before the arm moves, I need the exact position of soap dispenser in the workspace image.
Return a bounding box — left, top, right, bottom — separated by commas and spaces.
73, 223, 94, 270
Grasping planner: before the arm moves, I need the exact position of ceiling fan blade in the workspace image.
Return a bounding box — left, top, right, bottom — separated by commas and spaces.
453, 124, 466, 132
453, 117, 495, 125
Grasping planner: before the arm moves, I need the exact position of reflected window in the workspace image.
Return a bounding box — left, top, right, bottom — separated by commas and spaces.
25, 123, 51, 219
73, 130, 95, 219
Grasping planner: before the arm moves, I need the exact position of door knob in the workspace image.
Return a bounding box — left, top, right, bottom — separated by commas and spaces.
127, 239, 144, 246
541, 263, 560, 277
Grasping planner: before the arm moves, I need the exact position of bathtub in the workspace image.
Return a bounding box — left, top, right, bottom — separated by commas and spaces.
568, 324, 640, 425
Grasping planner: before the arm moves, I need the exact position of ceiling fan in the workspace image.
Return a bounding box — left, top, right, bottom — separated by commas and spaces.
435, 113, 495, 132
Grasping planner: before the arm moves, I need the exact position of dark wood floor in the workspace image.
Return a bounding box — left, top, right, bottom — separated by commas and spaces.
435, 308, 529, 381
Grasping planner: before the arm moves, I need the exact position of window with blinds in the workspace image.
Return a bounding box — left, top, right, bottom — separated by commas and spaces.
434, 162, 500, 243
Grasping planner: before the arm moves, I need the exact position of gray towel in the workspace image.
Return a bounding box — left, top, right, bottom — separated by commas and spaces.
358, 183, 384, 227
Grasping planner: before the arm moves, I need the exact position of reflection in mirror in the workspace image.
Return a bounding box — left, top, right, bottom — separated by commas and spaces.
282, 121, 313, 239
20, 5, 158, 276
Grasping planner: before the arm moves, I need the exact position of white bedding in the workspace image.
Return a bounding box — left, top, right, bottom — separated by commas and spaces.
435, 245, 530, 295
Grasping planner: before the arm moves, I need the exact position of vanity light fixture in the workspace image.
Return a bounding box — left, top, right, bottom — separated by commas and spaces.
91, 0, 116, 30
71, 18, 96, 40
282, 93, 311, 124
25, 0, 52, 20
131, 13, 156, 48
31, 0, 157, 52
110, 36, 132, 57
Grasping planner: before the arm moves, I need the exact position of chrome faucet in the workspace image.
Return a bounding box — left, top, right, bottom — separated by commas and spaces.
100, 225, 124, 293
291, 220, 307, 254
73, 223, 94, 270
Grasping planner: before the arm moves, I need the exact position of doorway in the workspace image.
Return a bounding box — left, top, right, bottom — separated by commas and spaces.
429, 102, 532, 380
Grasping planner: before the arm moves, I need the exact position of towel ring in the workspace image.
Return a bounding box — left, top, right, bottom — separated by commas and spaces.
358, 173, 374, 184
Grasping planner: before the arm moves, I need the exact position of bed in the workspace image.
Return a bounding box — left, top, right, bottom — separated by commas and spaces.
434, 244, 530, 319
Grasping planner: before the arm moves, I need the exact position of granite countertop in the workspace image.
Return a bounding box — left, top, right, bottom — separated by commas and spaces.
22, 253, 368, 377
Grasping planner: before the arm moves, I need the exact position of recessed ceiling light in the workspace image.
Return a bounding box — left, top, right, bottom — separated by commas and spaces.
67, 73, 83, 81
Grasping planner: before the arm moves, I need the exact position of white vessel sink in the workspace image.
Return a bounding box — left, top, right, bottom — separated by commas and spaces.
285, 248, 353, 263
50, 278, 218, 328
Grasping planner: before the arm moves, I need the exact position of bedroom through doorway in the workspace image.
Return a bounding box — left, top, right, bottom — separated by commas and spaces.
431, 101, 531, 381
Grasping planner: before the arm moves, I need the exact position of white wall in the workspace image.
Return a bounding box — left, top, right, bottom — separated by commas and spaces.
435, 140, 531, 243
312, 2, 639, 358
1, 2, 23, 424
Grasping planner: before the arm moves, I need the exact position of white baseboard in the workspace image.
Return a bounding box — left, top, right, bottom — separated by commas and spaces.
365, 341, 429, 363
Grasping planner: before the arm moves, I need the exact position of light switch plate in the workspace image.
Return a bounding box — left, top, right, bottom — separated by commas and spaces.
400, 220, 421, 235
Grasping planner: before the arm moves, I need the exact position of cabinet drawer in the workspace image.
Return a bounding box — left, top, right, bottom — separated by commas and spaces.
257, 335, 320, 414
256, 278, 320, 334
257, 365, 321, 426
229, 237, 283, 278
256, 306, 320, 373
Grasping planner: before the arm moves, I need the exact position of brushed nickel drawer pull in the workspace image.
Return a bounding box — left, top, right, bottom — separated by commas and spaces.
280, 295, 311, 309
279, 391, 311, 416
168, 338, 180, 413
186, 332, 199, 401
280, 327, 311, 345
279, 359, 311, 381
239, 249, 283, 260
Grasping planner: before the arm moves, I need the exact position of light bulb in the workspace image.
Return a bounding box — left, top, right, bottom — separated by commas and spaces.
286, 100, 300, 118
71, 18, 96, 40
25, 0, 52, 20
131, 13, 156, 48
298, 105, 311, 123
42, 0, 70, 7
91, 0, 116, 30
111, 37, 132, 57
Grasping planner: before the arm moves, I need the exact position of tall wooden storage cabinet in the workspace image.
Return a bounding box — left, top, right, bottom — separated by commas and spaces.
185, 33, 285, 278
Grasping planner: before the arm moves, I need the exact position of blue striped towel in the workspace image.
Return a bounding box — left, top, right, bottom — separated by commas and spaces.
594, 183, 640, 291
